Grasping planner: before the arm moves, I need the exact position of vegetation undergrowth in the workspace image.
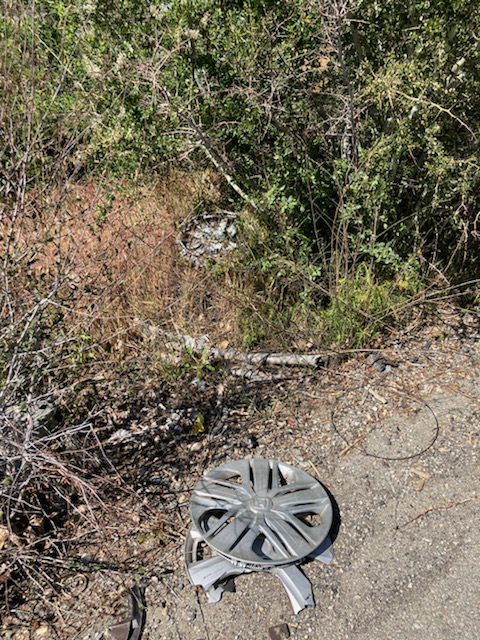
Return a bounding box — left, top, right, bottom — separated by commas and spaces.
1, 0, 480, 622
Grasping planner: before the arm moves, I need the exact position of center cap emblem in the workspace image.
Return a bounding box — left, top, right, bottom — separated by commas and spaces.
251, 496, 272, 511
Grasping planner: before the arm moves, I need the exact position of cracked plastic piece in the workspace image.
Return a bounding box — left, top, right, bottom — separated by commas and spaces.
270, 565, 314, 614
205, 576, 236, 604
308, 535, 333, 564
188, 554, 244, 591
185, 526, 248, 602
185, 524, 325, 613
109, 585, 145, 640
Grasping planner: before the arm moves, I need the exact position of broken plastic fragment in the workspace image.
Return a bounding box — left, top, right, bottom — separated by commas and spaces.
109, 585, 145, 640
270, 565, 315, 614
269, 623, 291, 639
307, 535, 333, 564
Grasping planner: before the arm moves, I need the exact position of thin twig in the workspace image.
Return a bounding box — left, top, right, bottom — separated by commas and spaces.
397, 497, 479, 529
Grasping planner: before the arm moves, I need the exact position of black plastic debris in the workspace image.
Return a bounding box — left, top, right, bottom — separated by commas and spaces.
269, 623, 291, 639
109, 585, 145, 640
366, 351, 397, 373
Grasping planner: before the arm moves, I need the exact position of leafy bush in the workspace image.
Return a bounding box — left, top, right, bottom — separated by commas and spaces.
90, 0, 479, 321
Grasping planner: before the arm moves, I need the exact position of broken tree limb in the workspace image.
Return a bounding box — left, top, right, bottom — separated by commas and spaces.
157, 84, 258, 210
208, 349, 327, 367
230, 368, 291, 381
137, 324, 331, 368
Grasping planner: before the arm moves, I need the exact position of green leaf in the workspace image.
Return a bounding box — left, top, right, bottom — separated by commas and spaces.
192, 414, 205, 434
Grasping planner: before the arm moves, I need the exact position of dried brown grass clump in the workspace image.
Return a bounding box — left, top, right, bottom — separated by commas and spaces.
9, 169, 246, 355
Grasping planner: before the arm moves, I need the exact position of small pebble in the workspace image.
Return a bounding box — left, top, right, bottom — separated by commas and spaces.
33, 625, 51, 639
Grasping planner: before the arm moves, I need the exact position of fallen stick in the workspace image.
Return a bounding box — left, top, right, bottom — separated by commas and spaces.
340, 434, 365, 456
209, 349, 327, 367
138, 324, 331, 368
397, 497, 479, 529
366, 386, 387, 404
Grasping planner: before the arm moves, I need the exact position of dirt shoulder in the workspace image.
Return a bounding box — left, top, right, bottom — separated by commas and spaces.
4, 318, 480, 640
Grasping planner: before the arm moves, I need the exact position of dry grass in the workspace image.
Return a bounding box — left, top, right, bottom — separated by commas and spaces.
10, 169, 249, 355
5, 168, 341, 365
